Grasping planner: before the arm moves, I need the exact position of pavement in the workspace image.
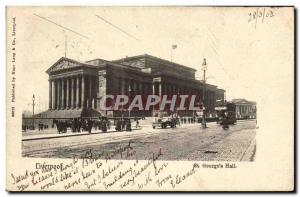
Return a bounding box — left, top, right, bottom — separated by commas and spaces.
22, 120, 257, 161
22, 121, 150, 141
22, 127, 141, 141
22, 119, 256, 141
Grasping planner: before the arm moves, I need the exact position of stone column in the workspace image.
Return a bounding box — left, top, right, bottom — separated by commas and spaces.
49, 80, 52, 110
81, 75, 85, 108
152, 83, 155, 95
54, 80, 57, 109
61, 79, 65, 109
147, 83, 150, 95
76, 76, 80, 108
57, 79, 61, 109
71, 77, 74, 109
138, 81, 142, 95
166, 84, 168, 95
66, 78, 69, 109
133, 80, 137, 94
52, 80, 55, 110
93, 77, 97, 109
125, 79, 129, 94
145, 83, 148, 95
158, 83, 162, 97
121, 78, 125, 95
144, 82, 148, 95
89, 76, 92, 108
143, 83, 146, 95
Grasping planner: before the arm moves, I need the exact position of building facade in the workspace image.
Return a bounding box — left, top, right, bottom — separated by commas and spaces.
38, 54, 225, 118
231, 99, 257, 119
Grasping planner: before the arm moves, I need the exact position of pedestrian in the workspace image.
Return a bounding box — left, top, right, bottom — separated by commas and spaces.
121, 119, 126, 131
77, 119, 82, 132
115, 119, 122, 132
176, 117, 181, 127
87, 119, 93, 134
107, 118, 111, 130
126, 120, 132, 131
102, 118, 107, 133
71, 118, 76, 132
136, 118, 139, 129
57, 120, 62, 134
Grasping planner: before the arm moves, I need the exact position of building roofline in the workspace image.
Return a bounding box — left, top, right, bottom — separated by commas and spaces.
85, 58, 110, 64
46, 57, 97, 74
97, 61, 142, 71
230, 98, 256, 104
153, 72, 220, 90
112, 54, 197, 72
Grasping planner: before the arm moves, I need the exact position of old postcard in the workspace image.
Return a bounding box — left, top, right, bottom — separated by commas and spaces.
6, 6, 294, 191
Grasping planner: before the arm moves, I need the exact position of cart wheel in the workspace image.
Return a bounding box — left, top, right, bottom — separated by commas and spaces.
153, 126, 156, 129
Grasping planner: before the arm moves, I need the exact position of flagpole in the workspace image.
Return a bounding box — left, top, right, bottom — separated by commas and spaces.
171, 47, 173, 62
170, 45, 177, 62
65, 34, 67, 58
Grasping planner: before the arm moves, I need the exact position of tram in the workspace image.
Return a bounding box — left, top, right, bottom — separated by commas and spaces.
215, 102, 237, 125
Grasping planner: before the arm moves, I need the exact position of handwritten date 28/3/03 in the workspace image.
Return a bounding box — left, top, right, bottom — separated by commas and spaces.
248, 8, 274, 28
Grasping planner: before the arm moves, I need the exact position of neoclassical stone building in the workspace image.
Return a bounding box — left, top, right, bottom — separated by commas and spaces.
231, 99, 257, 119
38, 54, 225, 118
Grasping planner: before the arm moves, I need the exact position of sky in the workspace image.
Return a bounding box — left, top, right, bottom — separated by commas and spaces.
8, 7, 293, 112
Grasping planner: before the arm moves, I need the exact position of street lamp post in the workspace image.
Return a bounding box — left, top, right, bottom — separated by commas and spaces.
201, 58, 207, 129
32, 94, 35, 130
128, 85, 132, 119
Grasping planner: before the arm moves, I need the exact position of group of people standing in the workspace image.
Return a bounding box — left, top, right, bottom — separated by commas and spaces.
115, 118, 132, 132
53, 117, 110, 134
53, 117, 138, 134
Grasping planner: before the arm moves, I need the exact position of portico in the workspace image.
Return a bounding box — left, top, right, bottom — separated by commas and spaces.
46, 57, 98, 112
49, 75, 97, 110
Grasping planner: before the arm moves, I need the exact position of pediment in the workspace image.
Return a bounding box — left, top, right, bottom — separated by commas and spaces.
46, 57, 84, 74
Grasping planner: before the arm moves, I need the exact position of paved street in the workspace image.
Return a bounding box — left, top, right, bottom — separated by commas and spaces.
22, 120, 257, 161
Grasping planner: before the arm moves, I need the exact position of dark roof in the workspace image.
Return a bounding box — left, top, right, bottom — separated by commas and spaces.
48, 54, 197, 75
231, 99, 256, 104
100, 61, 144, 72
85, 58, 109, 66
216, 88, 225, 92
112, 54, 197, 72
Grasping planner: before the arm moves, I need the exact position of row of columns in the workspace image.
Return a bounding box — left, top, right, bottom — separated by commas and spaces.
118, 78, 207, 98
236, 104, 254, 114
119, 78, 153, 95
117, 78, 215, 108
117, 78, 211, 110
48, 74, 218, 111
49, 75, 96, 110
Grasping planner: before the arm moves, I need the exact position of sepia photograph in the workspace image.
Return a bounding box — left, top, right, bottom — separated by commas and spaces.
6, 6, 294, 191
20, 7, 257, 161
